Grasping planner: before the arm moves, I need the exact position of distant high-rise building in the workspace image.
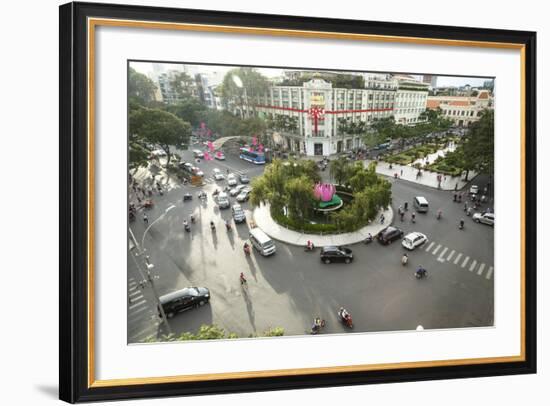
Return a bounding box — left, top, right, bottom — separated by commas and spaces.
422, 75, 437, 88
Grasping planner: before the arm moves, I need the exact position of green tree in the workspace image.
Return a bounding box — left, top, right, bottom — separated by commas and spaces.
250, 159, 287, 213
221, 67, 269, 117
329, 157, 351, 185
128, 67, 157, 106
169, 71, 195, 100
130, 107, 191, 168
285, 175, 315, 221
165, 98, 207, 127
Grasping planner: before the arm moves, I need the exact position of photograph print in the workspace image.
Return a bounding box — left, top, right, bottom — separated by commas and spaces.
127, 61, 494, 344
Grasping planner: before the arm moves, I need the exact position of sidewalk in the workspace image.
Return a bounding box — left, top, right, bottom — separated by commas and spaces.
365, 159, 477, 191
252, 204, 393, 247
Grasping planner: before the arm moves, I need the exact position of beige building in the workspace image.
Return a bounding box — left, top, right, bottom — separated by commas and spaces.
427, 90, 492, 127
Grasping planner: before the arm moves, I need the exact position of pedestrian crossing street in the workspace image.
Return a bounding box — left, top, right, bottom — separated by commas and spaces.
422, 241, 494, 280
127, 277, 160, 343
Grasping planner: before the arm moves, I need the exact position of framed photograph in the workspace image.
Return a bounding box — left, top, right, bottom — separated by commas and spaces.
59, 1, 536, 403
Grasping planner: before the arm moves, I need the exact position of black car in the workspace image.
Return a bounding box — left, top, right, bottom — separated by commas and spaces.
320, 246, 354, 264
158, 287, 210, 319
377, 226, 404, 245
239, 174, 250, 184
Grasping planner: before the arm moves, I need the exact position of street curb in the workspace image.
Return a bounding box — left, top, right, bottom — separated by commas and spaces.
252, 204, 394, 247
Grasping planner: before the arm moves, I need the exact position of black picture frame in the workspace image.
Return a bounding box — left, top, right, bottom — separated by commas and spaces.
59, 1, 536, 403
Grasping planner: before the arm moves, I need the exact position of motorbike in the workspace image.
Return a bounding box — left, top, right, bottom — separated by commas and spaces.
183, 222, 191, 232
243, 244, 251, 256
129, 211, 136, 222
212, 189, 220, 197
401, 255, 408, 266
210, 222, 216, 231
437, 210, 442, 220
364, 234, 374, 244
338, 308, 353, 328
225, 222, 232, 231
304, 243, 315, 252
190, 215, 195, 223
310, 318, 326, 335
459, 221, 465, 230
415, 268, 428, 279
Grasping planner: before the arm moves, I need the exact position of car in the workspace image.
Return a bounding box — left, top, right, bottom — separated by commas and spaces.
320, 246, 353, 264
158, 287, 210, 319
232, 204, 246, 223
402, 232, 428, 250
214, 151, 226, 160
470, 185, 479, 195
192, 149, 204, 158
192, 167, 204, 177
377, 226, 404, 245
236, 189, 251, 202
150, 149, 167, 158
213, 172, 225, 181
216, 192, 230, 209
230, 185, 247, 196
239, 173, 250, 183
227, 174, 238, 186
472, 212, 495, 226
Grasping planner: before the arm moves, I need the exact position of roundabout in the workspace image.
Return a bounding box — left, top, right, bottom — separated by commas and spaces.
253, 203, 393, 246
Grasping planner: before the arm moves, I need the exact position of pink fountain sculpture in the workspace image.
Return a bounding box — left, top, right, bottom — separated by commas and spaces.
313, 183, 336, 202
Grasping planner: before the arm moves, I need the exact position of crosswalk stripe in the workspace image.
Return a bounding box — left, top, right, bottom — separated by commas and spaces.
129, 300, 146, 310
425, 242, 435, 252
129, 290, 142, 298
454, 253, 463, 265
438, 247, 448, 258
447, 250, 455, 261
130, 324, 159, 340
461, 256, 470, 268
432, 244, 442, 255
486, 267, 494, 280
128, 306, 148, 317
469, 260, 477, 272
477, 263, 486, 276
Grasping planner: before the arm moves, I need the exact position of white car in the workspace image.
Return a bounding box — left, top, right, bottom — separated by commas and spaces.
470, 185, 479, 195
230, 185, 247, 196
212, 168, 225, 181
216, 192, 230, 209
192, 149, 204, 158
236, 189, 251, 202
472, 212, 495, 226
214, 152, 226, 160
227, 174, 237, 186
193, 167, 204, 177
402, 232, 428, 251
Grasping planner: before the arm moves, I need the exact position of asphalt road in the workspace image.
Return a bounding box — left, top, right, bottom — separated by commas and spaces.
127, 146, 494, 343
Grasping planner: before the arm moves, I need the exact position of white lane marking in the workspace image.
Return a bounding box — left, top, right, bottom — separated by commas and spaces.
128, 306, 148, 318
129, 300, 146, 310
130, 324, 159, 340
447, 250, 455, 261
432, 244, 442, 255
461, 256, 470, 268
454, 253, 463, 265
438, 247, 448, 259
469, 260, 478, 272
486, 267, 494, 280
425, 242, 435, 252
477, 263, 486, 276
129, 291, 142, 299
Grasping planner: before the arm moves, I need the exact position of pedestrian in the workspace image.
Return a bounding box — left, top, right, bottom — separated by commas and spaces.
400, 212, 405, 222
380, 214, 385, 224
455, 182, 458, 191
400, 169, 403, 177
143, 213, 148, 224
404, 201, 408, 211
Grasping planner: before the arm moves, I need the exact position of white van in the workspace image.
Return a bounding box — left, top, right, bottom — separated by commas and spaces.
249, 228, 276, 256
413, 196, 429, 213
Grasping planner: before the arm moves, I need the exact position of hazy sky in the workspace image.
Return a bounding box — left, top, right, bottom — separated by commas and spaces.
130, 61, 492, 88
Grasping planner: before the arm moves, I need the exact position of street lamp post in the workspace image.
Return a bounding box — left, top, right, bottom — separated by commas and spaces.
131, 204, 176, 336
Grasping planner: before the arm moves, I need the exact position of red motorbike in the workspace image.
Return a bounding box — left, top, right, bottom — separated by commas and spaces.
338, 308, 353, 329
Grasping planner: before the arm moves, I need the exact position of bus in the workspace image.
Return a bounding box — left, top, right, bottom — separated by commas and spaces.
239, 147, 266, 164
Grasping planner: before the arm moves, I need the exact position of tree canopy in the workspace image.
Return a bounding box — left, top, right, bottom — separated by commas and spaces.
128, 67, 157, 106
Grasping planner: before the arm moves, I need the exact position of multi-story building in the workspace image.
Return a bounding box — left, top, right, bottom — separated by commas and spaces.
248, 73, 397, 156
427, 90, 493, 127
157, 70, 199, 105
195, 72, 225, 110
393, 75, 430, 125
